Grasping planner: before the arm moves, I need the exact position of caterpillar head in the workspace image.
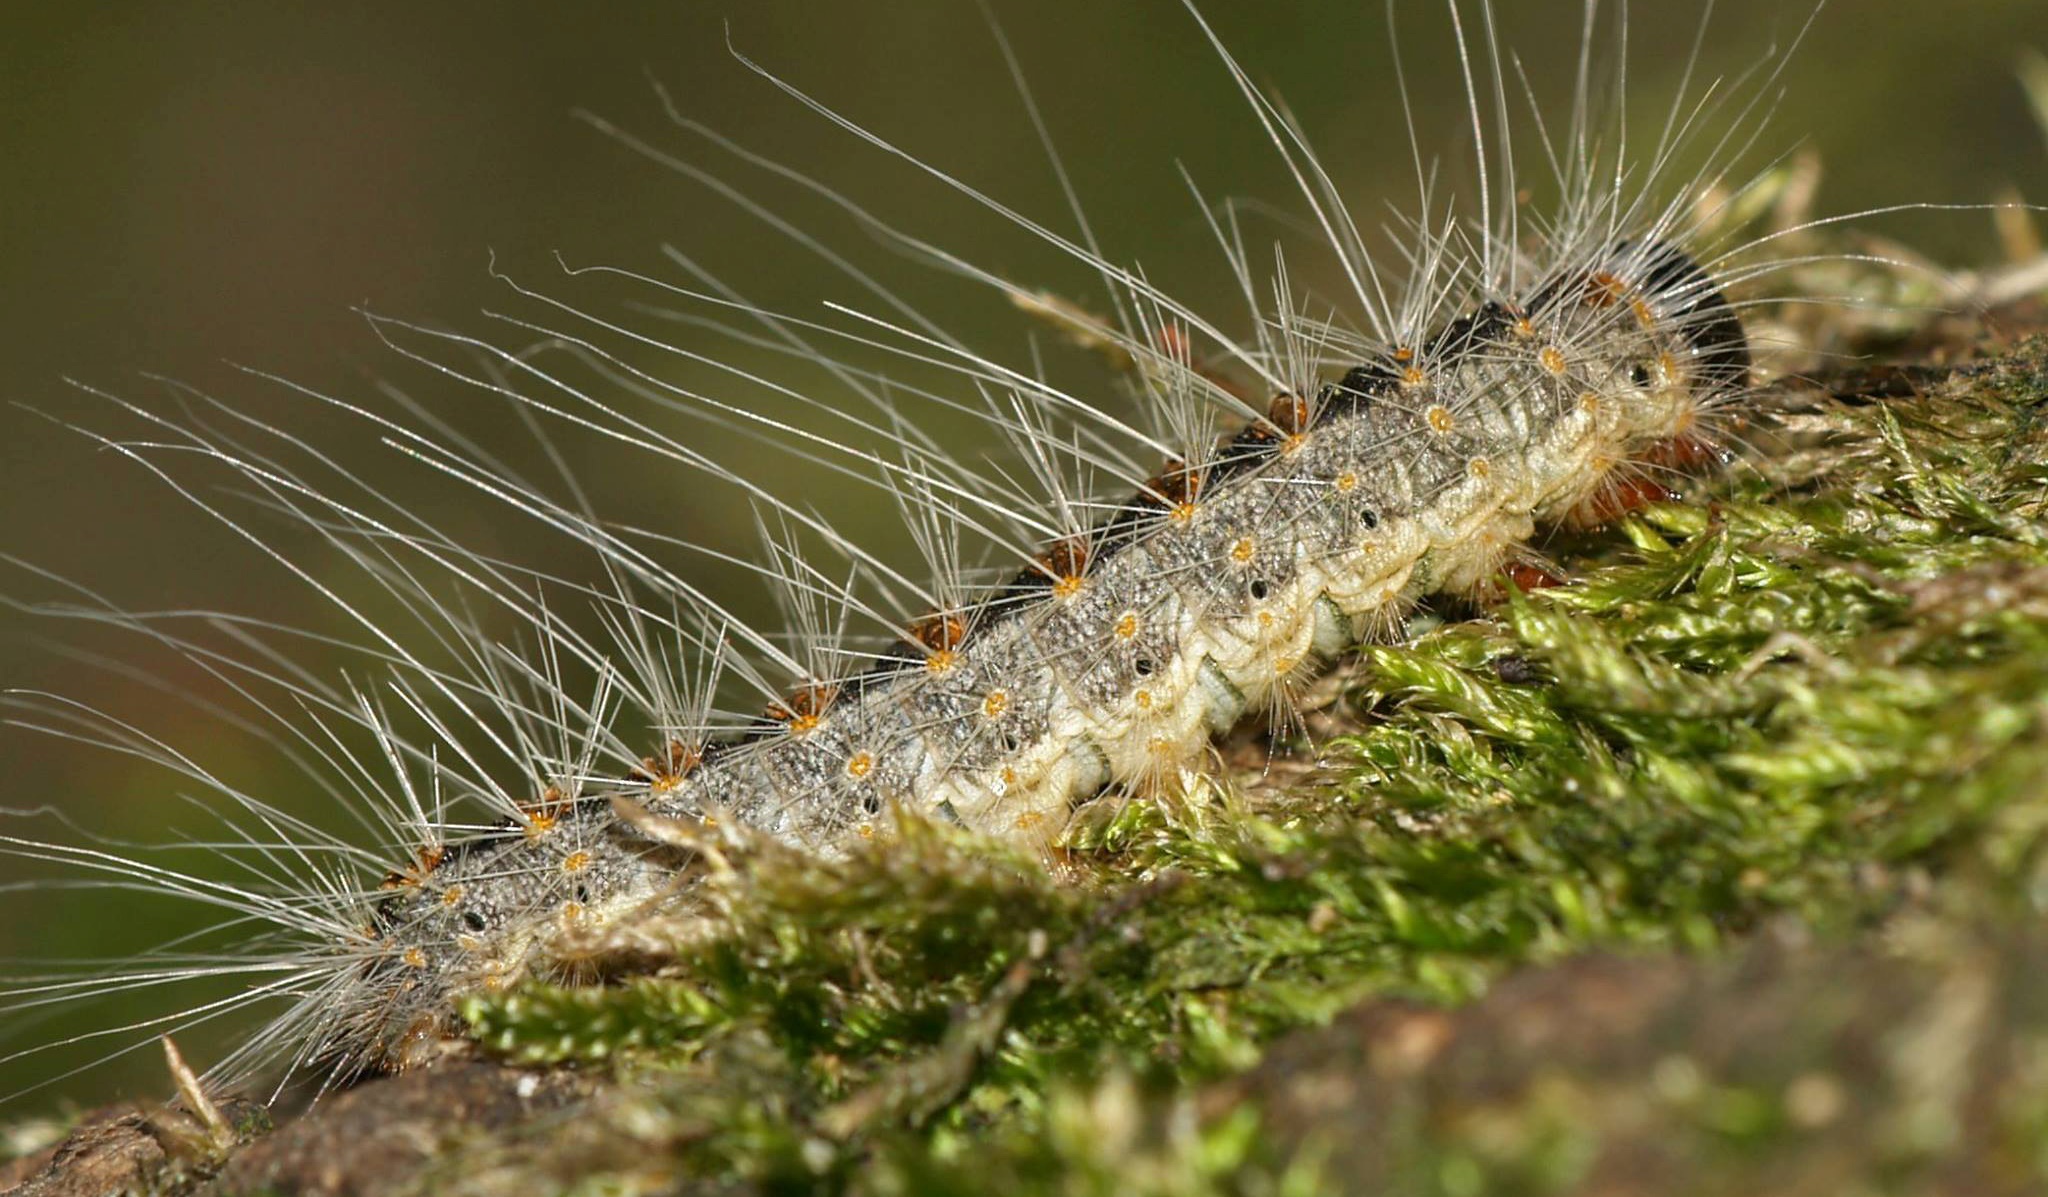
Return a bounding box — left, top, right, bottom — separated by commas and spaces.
1502, 240, 1750, 526
1544, 240, 1750, 453
1634, 240, 1752, 401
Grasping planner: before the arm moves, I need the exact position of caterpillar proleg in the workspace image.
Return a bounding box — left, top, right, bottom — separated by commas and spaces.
2, 0, 2041, 1173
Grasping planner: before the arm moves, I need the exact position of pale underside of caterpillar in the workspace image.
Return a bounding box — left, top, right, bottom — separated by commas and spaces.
1, 0, 1798, 1107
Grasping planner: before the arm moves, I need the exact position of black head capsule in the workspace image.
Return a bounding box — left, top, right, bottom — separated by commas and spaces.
1627, 239, 1751, 396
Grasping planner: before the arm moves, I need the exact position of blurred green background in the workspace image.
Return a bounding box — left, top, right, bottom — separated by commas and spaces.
2, 0, 2045, 1115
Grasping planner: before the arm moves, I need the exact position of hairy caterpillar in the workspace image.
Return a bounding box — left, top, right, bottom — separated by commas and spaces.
0, 0, 2036, 1139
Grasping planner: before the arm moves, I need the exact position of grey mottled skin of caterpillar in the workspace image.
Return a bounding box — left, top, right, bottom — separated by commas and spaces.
347, 243, 1748, 1068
